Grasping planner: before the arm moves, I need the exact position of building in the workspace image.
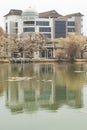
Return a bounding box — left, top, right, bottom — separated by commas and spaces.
66, 13, 83, 36
4, 7, 84, 40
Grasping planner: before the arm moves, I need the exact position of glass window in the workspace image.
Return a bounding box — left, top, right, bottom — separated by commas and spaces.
23, 27, 35, 32
23, 21, 35, 25
68, 21, 75, 26
36, 21, 49, 26
39, 27, 51, 32
55, 21, 66, 38
68, 28, 75, 32
6, 23, 8, 33
15, 28, 18, 34
15, 22, 18, 27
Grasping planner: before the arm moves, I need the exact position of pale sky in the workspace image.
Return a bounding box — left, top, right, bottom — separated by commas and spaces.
0, 0, 87, 35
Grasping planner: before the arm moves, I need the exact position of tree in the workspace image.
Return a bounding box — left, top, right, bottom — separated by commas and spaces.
80, 36, 87, 58
54, 33, 86, 61
16, 32, 48, 58
0, 27, 8, 37
65, 33, 86, 60
0, 27, 12, 58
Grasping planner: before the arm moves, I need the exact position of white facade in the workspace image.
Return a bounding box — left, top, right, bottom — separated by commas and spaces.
4, 8, 83, 39
4, 7, 55, 40
4, 15, 22, 36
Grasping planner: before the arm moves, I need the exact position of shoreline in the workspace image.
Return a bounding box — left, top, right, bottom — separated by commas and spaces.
0, 58, 87, 63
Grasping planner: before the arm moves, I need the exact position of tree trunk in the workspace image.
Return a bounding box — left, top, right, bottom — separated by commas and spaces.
80, 52, 83, 59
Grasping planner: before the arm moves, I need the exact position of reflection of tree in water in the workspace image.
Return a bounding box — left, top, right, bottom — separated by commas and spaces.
0, 84, 4, 96
55, 63, 85, 89
0, 64, 8, 96
54, 63, 84, 109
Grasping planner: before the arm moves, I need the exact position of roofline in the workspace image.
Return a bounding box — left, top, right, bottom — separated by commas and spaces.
4, 9, 22, 17
65, 12, 84, 17
39, 10, 62, 18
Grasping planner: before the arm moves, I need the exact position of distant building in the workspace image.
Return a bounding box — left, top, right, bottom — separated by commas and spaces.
4, 7, 84, 39
66, 12, 83, 36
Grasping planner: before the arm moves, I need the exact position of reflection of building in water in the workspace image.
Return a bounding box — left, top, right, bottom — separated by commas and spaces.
6, 82, 82, 113
55, 86, 82, 108
6, 80, 54, 113
33, 63, 54, 74
66, 89, 82, 108
6, 63, 83, 113
7, 63, 54, 78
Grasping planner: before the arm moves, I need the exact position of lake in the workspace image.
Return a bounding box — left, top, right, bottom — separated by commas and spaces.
0, 62, 87, 130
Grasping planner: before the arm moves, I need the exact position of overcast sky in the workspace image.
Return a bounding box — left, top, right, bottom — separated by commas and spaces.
0, 0, 87, 35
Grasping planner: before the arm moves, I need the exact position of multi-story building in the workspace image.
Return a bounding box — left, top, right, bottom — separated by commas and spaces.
66, 13, 83, 36
4, 7, 84, 40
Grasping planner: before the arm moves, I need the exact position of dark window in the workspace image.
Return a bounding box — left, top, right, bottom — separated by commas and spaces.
68, 21, 75, 26
39, 27, 51, 32
55, 21, 66, 38
23, 21, 35, 25
68, 28, 75, 32
36, 21, 49, 26
15, 29, 18, 34
15, 22, 18, 27
23, 27, 35, 32
6, 23, 8, 33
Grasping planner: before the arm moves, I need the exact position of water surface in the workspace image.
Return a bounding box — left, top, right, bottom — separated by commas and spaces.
0, 62, 87, 130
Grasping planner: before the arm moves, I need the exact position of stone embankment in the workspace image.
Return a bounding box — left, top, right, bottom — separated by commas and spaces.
0, 58, 87, 63
0, 59, 9, 63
